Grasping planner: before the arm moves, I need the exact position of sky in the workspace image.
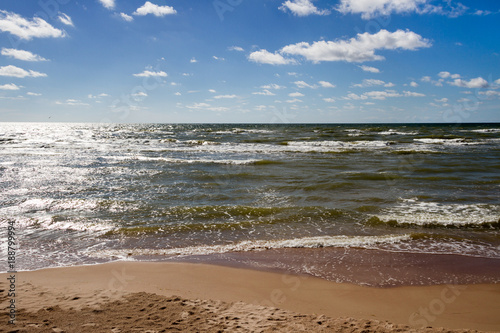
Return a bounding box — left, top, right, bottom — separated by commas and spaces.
0, 0, 499, 123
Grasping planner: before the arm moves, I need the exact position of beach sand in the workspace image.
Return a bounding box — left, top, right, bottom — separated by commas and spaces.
1, 261, 499, 332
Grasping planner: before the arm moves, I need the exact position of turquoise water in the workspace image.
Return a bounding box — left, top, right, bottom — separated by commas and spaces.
0, 123, 499, 275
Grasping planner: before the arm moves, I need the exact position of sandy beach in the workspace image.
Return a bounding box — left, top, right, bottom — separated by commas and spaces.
1, 261, 499, 332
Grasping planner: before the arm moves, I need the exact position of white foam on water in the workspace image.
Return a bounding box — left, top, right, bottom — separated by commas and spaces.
414, 138, 481, 146
375, 198, 499, 226
90, 234, 412, 258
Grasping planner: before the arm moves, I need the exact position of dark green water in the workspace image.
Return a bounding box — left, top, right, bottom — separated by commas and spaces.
1, 123, 499, 278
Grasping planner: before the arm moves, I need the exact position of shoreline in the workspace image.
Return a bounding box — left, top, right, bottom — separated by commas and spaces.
1, 261, 499, 332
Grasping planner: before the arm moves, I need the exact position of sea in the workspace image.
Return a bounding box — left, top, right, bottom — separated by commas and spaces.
1, 122, 499, 286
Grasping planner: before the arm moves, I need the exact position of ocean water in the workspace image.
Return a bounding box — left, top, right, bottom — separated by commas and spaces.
1, 123, 499, 282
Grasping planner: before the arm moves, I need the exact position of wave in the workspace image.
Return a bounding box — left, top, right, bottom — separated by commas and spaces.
366, 199, 500, 229
365, 216, 500, 229
102, 155, 279, 165
90, 234, 412, 258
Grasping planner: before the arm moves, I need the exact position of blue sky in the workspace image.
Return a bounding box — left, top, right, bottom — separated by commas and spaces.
0, 0, 499, 123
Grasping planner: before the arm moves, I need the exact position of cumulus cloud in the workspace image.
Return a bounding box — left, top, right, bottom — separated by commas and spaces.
248, 50, 295, 65
318, 80, 336, 88
289, 92, 304, 97
0, 65, 47, 78
449, 77, 488, 89
98, 0, 115, 10
345, 89, 425, 100
438, 71, 460, 79
214, 94, 238, 99
280, 29, 431, 63
1, 48, 47, 61
133, 70, 167, 77
353, 79, 394, 88
478, 90, 500, 98
279, 0, 330, 16
88, 93, 109, 99
228, 46, 244, 52
294, 81, 317, 89
0, 10, 65, 40
190, 57, 197, 63
0, 83, 20, 90
337, 0, 468, 19
323, 98, 336, 102
252, 90, 276, 96
56, 99, 89, 106
119, 13, 134, 22
27, 92, 41, 96
261, 84, 286, 90
359, 65, 380, 73
57, 13, 74, 27
410, 81, 419, 87
133, 1, 177, 17
186, 102, 229, 112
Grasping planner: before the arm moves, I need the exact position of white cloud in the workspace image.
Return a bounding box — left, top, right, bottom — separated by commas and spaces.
88, 93, 109, 99
0, 10, 65, 40
318, 80, 336, 88
421, 76, 431, 82
353, 79, 394, 88
1, 48, 47, 61
279, 0, 330, 16
98, 0, 115, 10
286, 98, 302, 103
345, 93, 367, 100
410, 81, 418, 87
190, 57, 197, 63
474, 10, 492, 16
0, 83, 20, 90
434, 98, 448, 103
186, 102, 229, 112
56, 99, 89, 106
57, 13, 74, 27
208, 89, 216, 93
494, 79, 500, 85
261, 84, 286, 90
449, 77, 488, 89
345, 89, 424, 100
214, 94, 237, 99
0, 65, 47, 78
478, 90, 500, 98
228, 46, 244, 52
133, 70, 167, 77
132, 92, 148, 97
359, 65, 380, 73
364, 90, 402, 100
133, 1, 177, 17
323, 98, 336, 103
294, 80, 317, 89
337, 0, 468, 19
119, 13, 134, 22
289, 92, 304, 97
27, 92, 41, 96
280, 29, 431, 63
174, 92, 181, 96
438, 71, 461, 79
252, 90, 276, 96
213, 56, 225, 61
337, 0, 425, 18
248, 49, 295, 65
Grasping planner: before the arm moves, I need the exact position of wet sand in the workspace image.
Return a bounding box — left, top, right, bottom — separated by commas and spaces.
1, 261, 499, 332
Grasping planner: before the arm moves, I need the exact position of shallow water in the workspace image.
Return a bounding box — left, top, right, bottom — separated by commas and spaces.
1, 123, 499, 281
